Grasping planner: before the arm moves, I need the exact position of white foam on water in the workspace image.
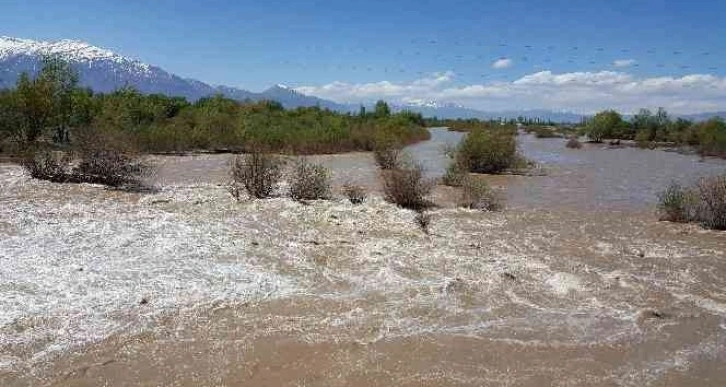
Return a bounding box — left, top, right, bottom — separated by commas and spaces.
546, 272, 585, 295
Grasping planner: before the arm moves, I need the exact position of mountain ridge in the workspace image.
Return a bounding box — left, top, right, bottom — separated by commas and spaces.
1, 36, 723, 122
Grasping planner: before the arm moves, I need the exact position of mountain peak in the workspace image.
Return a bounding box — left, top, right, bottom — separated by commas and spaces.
0, 35, 142, 68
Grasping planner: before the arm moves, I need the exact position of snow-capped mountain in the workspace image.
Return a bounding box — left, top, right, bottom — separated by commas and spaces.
0, 36, 337, 107
0, 36, 218, 97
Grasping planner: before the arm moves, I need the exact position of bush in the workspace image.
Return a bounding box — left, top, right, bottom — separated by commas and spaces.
454, 128, 521, 174
458, 177, 503, 211
21, 149, 150, 188
565, 137, 583, 149
696, 176, 726, 230
381, 163, 434, 210
415, 211, 432, 234
289, 160, 332, 200
21, 151, 73, 182
656, 182, 697, 223
74, 150, 150, 188
442, 162, 466, 187
372, 135, 403, 170
657, 177, 726, 230
342, 184, 367, 204
230, 152, 283, 199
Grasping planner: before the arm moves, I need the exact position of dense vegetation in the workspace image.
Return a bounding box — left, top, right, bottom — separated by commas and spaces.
0, 57, 429, 156
583, 108, 726, 157
446, 127, 526, 175
657, 176, 726, 230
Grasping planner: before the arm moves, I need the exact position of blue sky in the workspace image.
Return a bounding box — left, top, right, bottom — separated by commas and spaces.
1, 0, 725, 113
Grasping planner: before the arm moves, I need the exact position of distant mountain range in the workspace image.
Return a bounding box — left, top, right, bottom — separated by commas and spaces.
0, 36, 723, 122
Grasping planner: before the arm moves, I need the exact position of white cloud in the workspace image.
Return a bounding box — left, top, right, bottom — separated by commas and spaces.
491, 58, 513, 69
613, 59, 637, 68
296, 70, 726, 114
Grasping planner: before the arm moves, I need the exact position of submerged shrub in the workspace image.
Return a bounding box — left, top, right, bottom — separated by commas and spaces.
459, 177, 503, 211
373, 143, 401, 170
21, 151, 72, 182
342, 184, 367, 204
415, 211, 432, 234
696, 176, 726, 230
565, 137, 583, 149
230, 152, 283, 199
657, 176, 726, 230
289, 159, 332, 200
454, 128, 521, 174
381, 162, 434, 210
74, 150, 150, 188
442, 162, 466, 187
656, 182, 696, 223
22, 150, 150, 188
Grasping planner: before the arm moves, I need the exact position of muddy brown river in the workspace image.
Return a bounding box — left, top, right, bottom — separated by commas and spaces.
1, 129, 724, 386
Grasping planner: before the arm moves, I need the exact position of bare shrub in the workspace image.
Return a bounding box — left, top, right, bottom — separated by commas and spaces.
289, 159, 332, 200
415, 211, 432, 234
657, 177, 725, 230
372, 133, 402, 170
230, 152, 283, 199
459, 177, 503, 211
373, 146, 401, 170
21, 151, 72, 182
381, 162, 434, 210
696, 176, 726, 230
21, 149, 151, 189
342, 184, 367, 204
74, 150, 150, 188
566, 137, 583, 149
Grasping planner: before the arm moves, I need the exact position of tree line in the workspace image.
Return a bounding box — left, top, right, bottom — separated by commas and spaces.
584, 108, 726, 157
0, 57, 430, 155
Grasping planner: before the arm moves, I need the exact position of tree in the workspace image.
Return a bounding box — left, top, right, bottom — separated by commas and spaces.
374, 100, 391, 118
39, 56, 79, 143
586, 110, 625, 142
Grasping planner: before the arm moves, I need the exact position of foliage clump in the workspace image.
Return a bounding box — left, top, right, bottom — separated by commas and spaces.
451, 128, 523, 174
380, 162, 434, 211
565, 137, 583, 149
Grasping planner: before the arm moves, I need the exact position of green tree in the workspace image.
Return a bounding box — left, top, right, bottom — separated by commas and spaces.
586, 110, 625, 142
39, 56, 79, 143
374, 100, 391, 118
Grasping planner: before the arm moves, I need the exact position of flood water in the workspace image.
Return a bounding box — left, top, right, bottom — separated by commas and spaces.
151, 127, 725, 213
4, 127, 725, 386
404, 128, 726, 212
